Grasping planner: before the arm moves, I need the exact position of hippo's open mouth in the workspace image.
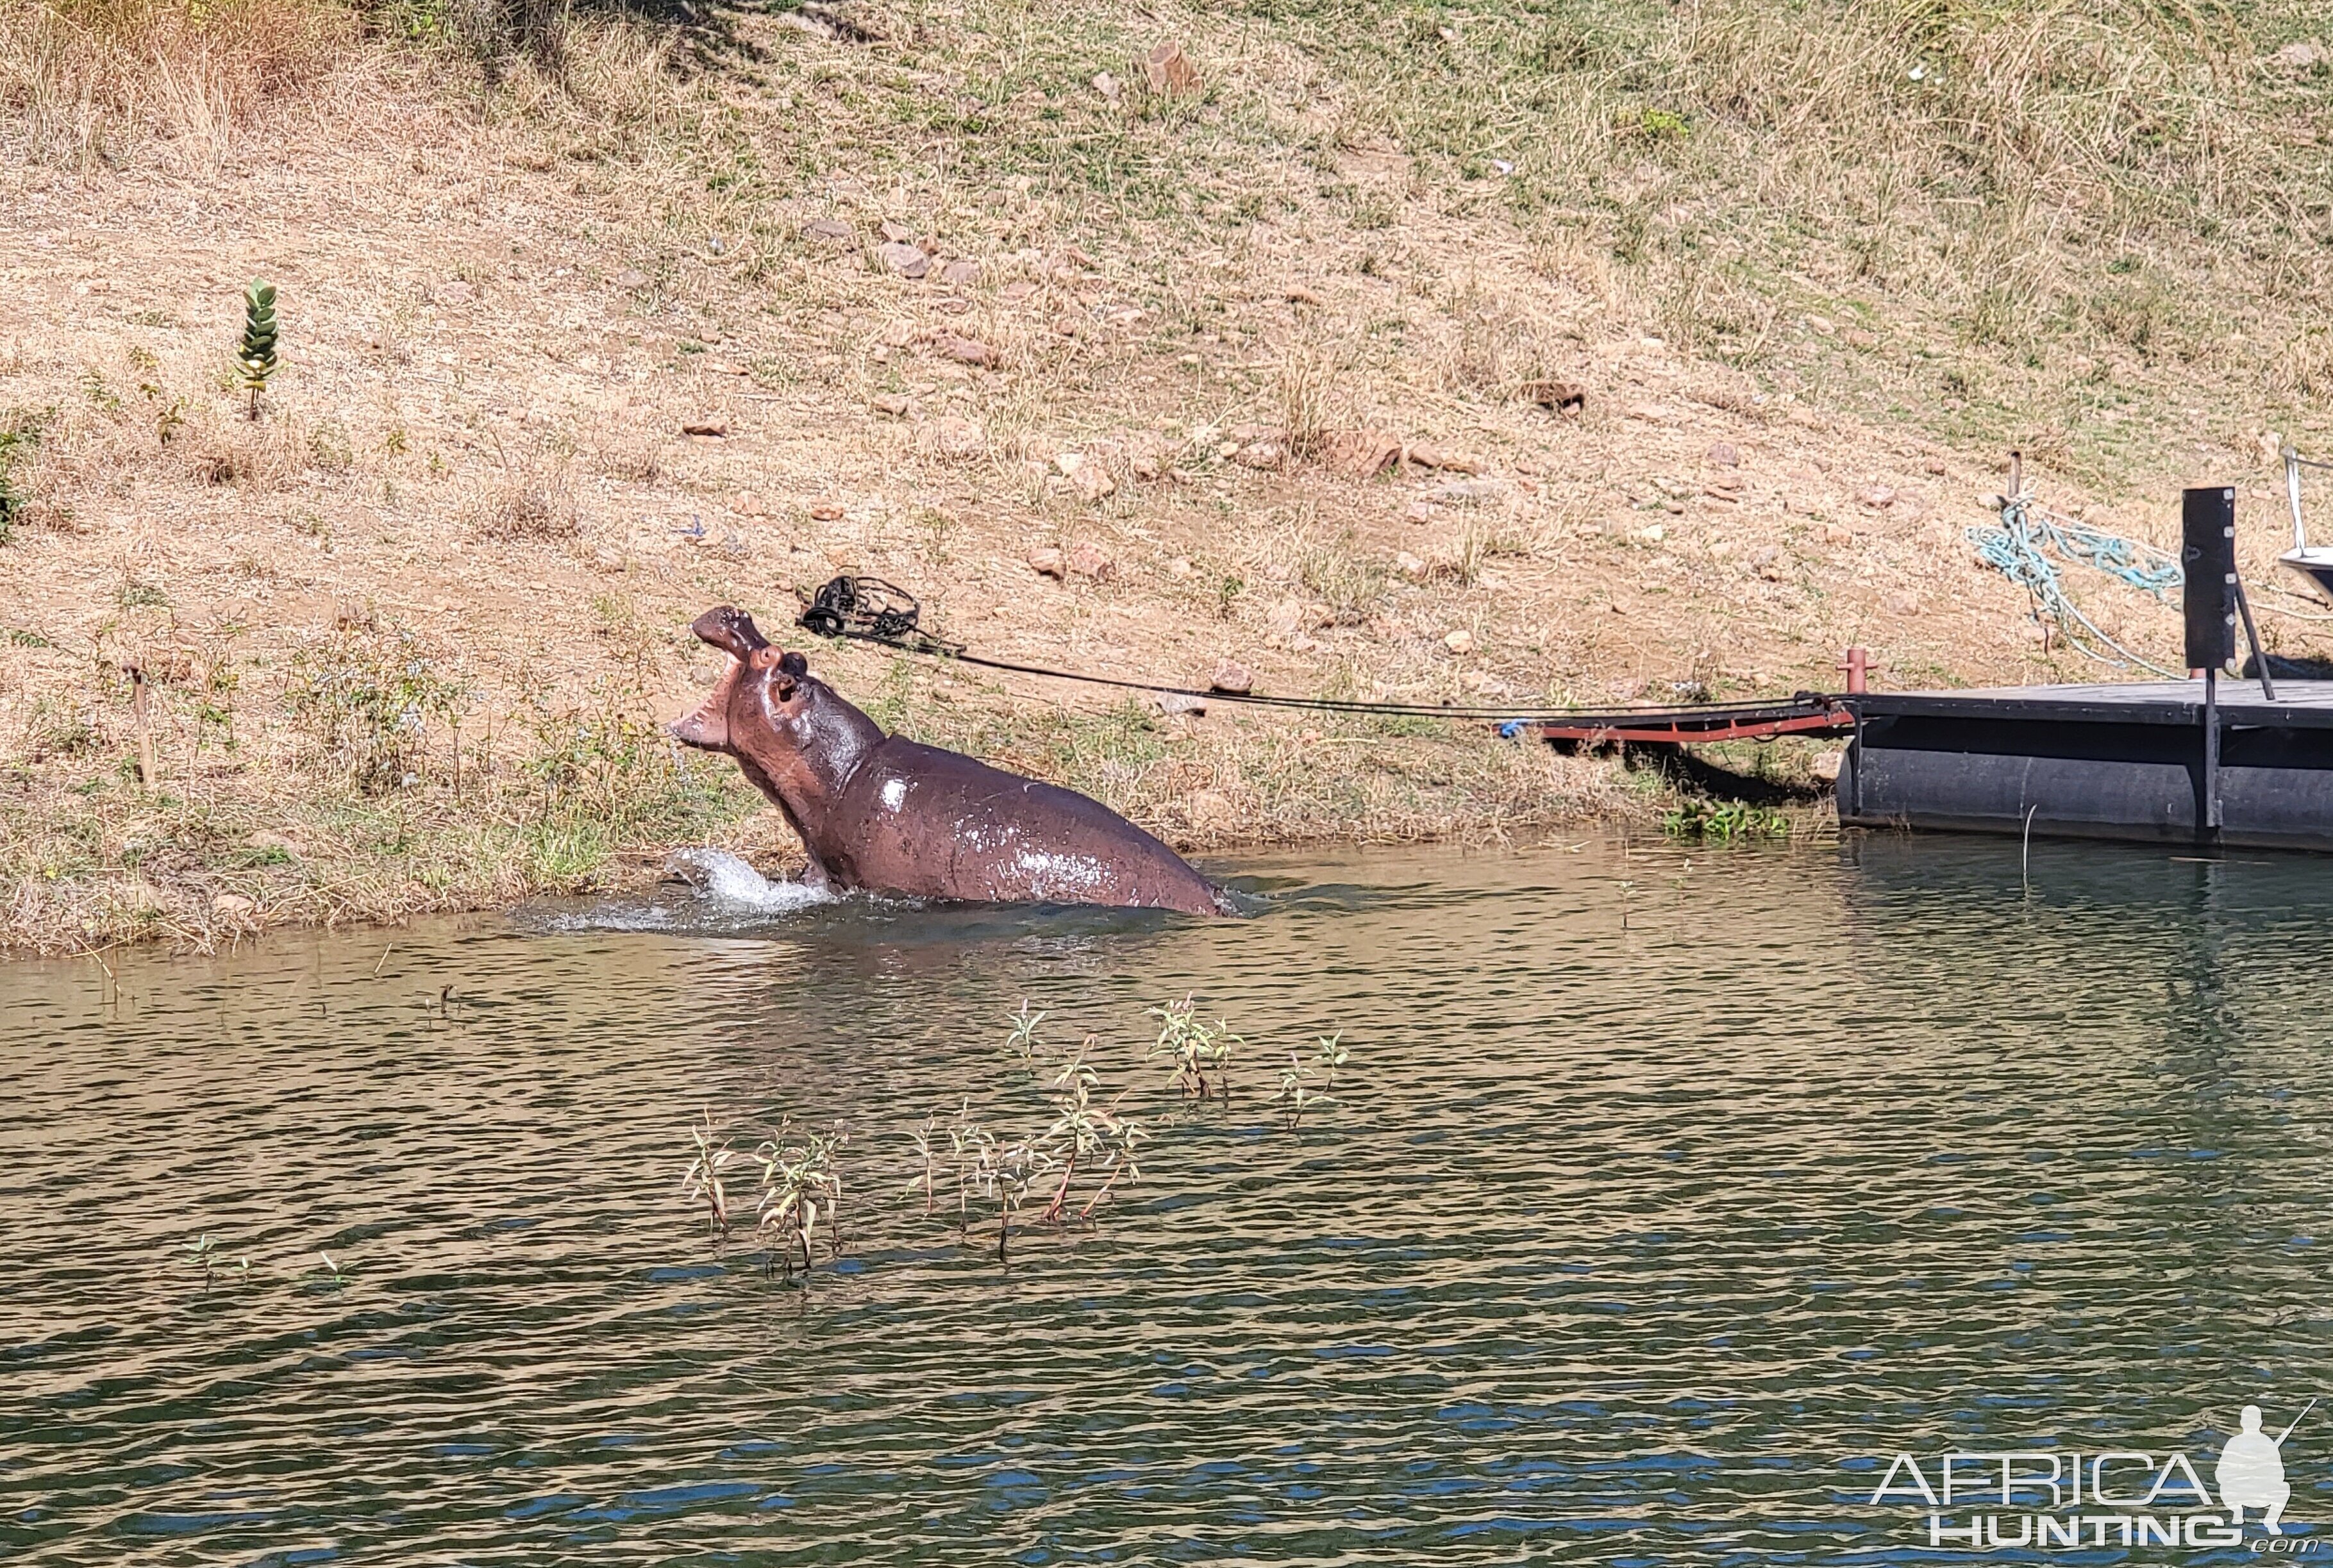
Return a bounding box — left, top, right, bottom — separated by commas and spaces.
669, 656, 740, 751
670, 606, 777, 752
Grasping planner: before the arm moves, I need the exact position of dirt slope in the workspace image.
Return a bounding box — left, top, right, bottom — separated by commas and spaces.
4, 0, 2330, 950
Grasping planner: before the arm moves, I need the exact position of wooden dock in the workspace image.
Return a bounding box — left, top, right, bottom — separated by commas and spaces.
1842, 679, 2333, 852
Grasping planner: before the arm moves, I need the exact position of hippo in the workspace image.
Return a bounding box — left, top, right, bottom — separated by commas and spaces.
667, 606, 1223, 915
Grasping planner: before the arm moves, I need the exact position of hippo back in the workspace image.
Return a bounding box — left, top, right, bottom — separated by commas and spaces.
822, 739, 1219, 913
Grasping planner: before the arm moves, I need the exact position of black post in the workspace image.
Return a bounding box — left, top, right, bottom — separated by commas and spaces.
2184, 487, 2239, 846
2203, 667, 2221, 840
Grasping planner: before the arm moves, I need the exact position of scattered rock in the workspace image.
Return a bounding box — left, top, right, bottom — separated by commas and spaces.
1523, 380, 1585, 416
1265, 599, 1305, 640
1631, 523, 1667, 544
1821, 522, 1857, 545
1284, 285, 1324, 306
1055, 452, 1117, 501
1132, 455, 1162, 481
1154, 691, 1207, 717
1705, 441, 1740, 468
1066, 540, 1116, 580
934, 334, 999, 367
803, 219, 855, 247
1810, 750, 1844, 783
1093, 70, 1122, 103
810, 501, 845, 521
880, 220, 912, 242
876, 242, 930, 278
1325, 428, 1402, 478
210, 892, 256, 919
682, 421, 728, 438
1888, 591, 1921, 615
1923, 458, 1948, 475
1166, 555, 1193, 577
439, 279, 475, 304
924, 417, 985, 460
1443, 629, 1476, 655
1394, 549, 1430, 581
1807, 313, 1836, 335
1625, 402, 1679, 426
1844, 328, 1878, 351
1187, 788, 1237, 831
1859, 485, 1897, 509
2273, 40, 2323, 69
1210, 662, 1254, 695
1404, 441, 1486, 474
614, 267, 651, 289
247, 830, 302, 858
941, 259, 982, 287
871, 393, 909, 416
1425, 478, 1507, 504
1028, 546, 1067, 579
1233, 440, 1286, 470
1145, 39, 1201, 96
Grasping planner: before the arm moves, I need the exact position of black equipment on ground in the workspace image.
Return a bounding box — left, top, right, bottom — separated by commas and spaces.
796, 576, 954, 649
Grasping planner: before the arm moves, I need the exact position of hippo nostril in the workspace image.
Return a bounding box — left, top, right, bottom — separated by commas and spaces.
691, 606, 771, 658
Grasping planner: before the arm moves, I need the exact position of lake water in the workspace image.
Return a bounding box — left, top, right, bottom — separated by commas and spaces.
3, 835, 2329, 1564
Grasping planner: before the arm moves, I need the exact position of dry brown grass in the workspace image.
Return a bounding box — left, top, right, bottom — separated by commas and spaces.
4, 0, 2330, 953
0, 0, 352, 165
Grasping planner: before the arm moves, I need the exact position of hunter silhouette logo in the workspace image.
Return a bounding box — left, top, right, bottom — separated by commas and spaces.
1866, 1399, 2314, 1552
2218, 1400, 2311, 1536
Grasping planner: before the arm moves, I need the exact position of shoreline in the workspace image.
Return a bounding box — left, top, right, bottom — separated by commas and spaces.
6, 708, 1749, 956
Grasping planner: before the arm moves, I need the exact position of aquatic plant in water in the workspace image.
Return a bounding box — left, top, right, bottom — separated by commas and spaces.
753, 1120, 846, 1278
1148, 995, 1241, 1099
187, 1233, 250, 1289
1039, 1044, 1146, 1224
1273, 1033, 1353, 1127
1005, 1000, 1048, 1065
1314, 1031, 1348, 1086
1272, 1053, 1319, 1126
982, 1132, 1055, 1264
680, 1109, 743, 1234
903, 1101, 1056, 1261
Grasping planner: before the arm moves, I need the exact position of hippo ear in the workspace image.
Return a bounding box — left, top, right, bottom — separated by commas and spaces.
778, 651, 807, 677
690, 606, 771, 660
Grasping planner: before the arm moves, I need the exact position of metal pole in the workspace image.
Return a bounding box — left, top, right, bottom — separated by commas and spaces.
2203, 666, 2221, 838
2289, 447, 2309, 553
2234, 569, 2276, 701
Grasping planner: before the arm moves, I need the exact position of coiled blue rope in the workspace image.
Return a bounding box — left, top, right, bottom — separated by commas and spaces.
1964, 497, 2183, 678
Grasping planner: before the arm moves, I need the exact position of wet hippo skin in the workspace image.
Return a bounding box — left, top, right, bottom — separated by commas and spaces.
668, 606, 1223, 915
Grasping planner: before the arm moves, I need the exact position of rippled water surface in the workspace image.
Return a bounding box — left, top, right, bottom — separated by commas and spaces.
6, 836, 2333, 1564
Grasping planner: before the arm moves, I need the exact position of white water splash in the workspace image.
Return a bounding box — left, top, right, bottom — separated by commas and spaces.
664, 848, 832, 913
